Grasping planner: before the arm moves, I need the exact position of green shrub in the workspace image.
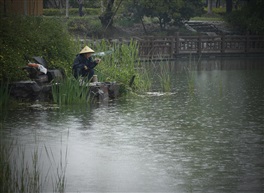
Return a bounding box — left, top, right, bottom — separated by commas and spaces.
224, 3, 264, 35
43, 8, 100, 16
67, 16, 103, 38
0, 16, 77, 82
116, 17, 135, 27
212, 7, 226, 15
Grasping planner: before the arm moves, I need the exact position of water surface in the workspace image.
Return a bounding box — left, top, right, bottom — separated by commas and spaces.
1, 56, 264, 192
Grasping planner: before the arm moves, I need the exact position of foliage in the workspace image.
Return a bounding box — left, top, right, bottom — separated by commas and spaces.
77, 38, 150, 92
52, 38, 150, 105
99, 0, 117, 27
43, 8, 100, 16
123, 0, 205, 30
211, 7, 226, 15
43, 0, 100, 8
0, 139, 68, 193
0, 16, 77, 82
69, 0, 101, 8
67, 16, 104, 38
52, 77, 91, 105
158, 62, 172, 92
94, 39, 144, 91
224, 0, 264, 34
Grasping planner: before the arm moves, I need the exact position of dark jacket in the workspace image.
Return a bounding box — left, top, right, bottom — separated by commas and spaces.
72, 54, 98, 79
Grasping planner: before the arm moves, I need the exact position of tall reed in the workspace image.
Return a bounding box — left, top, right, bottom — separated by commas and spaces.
75, 38, 150, 92
158, 60, 173, 92
185, 55, 201, 95
0, 140, 68, 193
52, 77, 91, 105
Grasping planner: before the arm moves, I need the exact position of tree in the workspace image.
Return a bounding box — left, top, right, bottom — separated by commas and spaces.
225, 0, 264, 34
226, 0, 233, 13
44, 0, 65, 8
207, 0, 212, 14
98, 0, 115, 27
130, 0, 204, 30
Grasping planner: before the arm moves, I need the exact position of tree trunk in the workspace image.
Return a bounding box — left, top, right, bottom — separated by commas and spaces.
66, 0, 69, 17
226, 0, 233, 13
99, 0, 115, 27
140, 16, 147, 35
207, 0, 212, 14
77, 0, 84, 16
216, 0, 220, 8
101, 0, 104, 13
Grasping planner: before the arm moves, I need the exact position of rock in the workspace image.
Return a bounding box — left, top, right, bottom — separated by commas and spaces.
9, 81, 42, 101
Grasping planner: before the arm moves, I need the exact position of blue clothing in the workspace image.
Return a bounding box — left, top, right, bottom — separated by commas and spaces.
72, 54, 98, 80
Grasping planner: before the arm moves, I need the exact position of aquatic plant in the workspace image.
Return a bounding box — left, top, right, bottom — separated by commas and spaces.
52, 77, 91, 105
0, 140, 68, 193
135, 66, 153, 93
185, 55, 200, 95
139, 59, 174, 93
73, 38, 151, 92
158, 60, 173, 92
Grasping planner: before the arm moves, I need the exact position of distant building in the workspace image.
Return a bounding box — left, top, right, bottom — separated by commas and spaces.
0, 0, 43, 16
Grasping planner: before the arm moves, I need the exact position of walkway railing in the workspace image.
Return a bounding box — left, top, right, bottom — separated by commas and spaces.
134, 34, 264, 58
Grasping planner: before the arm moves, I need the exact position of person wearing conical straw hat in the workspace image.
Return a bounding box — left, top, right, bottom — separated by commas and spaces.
72, 45, 101, 80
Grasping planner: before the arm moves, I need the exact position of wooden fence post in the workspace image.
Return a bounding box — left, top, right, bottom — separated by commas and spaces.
197, 34, 202, 54
150, 36, 154, 58
245, 34, 249, 53
221, 34, 225, 53
170, 36, 175, 58
175, 32, 179, 55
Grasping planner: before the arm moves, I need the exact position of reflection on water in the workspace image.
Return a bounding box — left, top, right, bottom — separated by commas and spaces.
1, 57, 264, 192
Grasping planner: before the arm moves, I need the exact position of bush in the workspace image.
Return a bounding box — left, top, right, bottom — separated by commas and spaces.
0, 16, 77, 82
43, 8, 100, 16
67, 16, 103, 38
225, 9, 264, 34
212, 7, 226, 15
224, 2, 264, 35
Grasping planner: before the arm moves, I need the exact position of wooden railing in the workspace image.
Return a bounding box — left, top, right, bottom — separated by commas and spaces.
134, 34, 264, 58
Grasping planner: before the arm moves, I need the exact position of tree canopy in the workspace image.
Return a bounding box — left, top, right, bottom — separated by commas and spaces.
225, 0, 264, 34
124, 0, 204, 30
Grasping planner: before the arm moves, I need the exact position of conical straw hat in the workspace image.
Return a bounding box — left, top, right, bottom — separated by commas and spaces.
79, 46, 95, 54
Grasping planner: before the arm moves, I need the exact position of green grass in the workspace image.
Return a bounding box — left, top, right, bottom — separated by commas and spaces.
191, 16, 224, 21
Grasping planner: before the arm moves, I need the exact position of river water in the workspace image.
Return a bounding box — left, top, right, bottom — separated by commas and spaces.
1, 56, 264, 192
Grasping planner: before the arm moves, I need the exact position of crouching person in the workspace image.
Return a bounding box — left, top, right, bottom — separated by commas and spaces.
72, 46, 101, 81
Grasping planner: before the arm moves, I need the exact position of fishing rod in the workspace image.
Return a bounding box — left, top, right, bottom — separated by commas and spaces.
93, 50, 113, 57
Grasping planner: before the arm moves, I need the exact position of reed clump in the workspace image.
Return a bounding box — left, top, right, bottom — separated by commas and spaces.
185, 55, 200, 96
52, 38, 152, 105
52, 77, 91, 105
158, 61, 173, 92
0, 140, 68, 193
